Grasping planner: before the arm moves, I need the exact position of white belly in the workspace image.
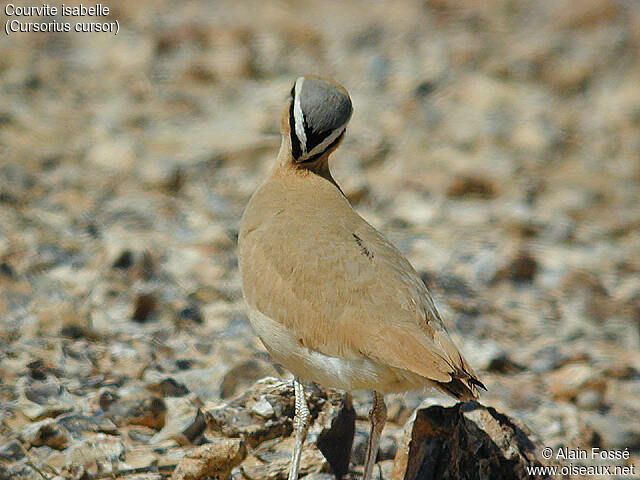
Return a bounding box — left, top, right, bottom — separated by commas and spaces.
247, 307, 427, 394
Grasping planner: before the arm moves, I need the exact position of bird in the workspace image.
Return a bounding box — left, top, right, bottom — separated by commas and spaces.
238, 76, 485, 480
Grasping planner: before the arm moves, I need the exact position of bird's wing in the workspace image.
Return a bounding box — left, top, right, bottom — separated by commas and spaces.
239, 189, 481, 394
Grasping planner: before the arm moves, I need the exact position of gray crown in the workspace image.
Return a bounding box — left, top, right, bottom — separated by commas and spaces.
289, 76, 353, 162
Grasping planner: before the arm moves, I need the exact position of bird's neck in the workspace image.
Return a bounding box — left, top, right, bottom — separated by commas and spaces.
275, 140, 344, 196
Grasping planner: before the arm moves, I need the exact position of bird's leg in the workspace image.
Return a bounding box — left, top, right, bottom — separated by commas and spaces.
288, 377, 311, 480
363, 391, 386, 480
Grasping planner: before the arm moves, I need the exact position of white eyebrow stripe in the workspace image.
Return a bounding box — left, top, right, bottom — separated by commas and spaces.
293, 77, 307, 154
304, 124, 346, 159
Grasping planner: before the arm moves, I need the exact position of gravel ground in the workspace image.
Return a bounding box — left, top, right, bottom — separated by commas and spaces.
1, 1, 639, 479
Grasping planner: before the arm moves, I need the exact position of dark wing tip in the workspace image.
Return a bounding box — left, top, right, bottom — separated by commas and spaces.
469, 376, 487, 392
436, 370, 486, 402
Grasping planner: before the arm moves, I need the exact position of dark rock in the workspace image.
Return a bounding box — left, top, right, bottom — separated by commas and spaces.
27, 359, 48, 381
59, 325, 88, 339
0, 262, 16, 279
165, 167, 185, 193
176, 359, 194, 370
420, 271, 484, 317
158, 377, 190, 397
446, 176, 496, 199
20, 384, 46, 410
393, 402, 564, 480
139, 251, 155, 281
112, 250, 134, 270
496, 251, 538, 284
131, 293, 157, 323
316, 393, 356, 479
487, 353, 525, 374
420, 272, 477, 299
177, 306, 204, 325
97, 388, 119, 411
509, 252, 538, 283
415, 81, 437, 97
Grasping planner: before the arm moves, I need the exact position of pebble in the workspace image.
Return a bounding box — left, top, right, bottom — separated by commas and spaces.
576, 390, 603, 410
65, 434, 125, 471
150, 396, 205, 445
251, 397, 276, 418
103, 387, 167, 430
0, 439, 25, 462
21, 418, 70, 450
547, 363, 606, 401
171, 440, 246, 480
86, 139, 136, 172
20, 380, 77, 420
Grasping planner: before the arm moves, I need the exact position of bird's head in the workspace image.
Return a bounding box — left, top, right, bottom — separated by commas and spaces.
281, 76, 353, 165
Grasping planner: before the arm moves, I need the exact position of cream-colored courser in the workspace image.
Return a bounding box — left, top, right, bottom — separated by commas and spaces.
238, 76, 484, 480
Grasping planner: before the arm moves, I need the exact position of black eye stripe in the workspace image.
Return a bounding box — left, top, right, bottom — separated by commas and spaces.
297, 130, 345, 164
289, 100, 302, 160
304, 118, 327, 153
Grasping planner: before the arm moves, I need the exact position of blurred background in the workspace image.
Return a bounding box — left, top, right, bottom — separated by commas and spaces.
1, 0, 639, 477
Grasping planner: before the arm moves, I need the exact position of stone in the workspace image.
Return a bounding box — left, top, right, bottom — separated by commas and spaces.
103, 387, 167, 430
86, 139, 135, 172
20, 380, 77, 421
205, 377, 305, 448
219, 359, 281, 399
546, 363, 605, 402
251, 396, 276, 418
491, 251, 539, 285
446, 175, 496, 199
0, 460, 42, 480
506, 251, 539, 284
156, 377, 191, 398
170, 439, 246, 480
171, 366, 229, 402
150, 396, 206, 445
0, 439, 25, 463
131, 293, 157, 323
21, 418, 70, 450
392, 402, 566, 480
314, 392, 356, 479
65, 434, 125, 472
56, 413, 118, 435
575, 390, 603, 410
